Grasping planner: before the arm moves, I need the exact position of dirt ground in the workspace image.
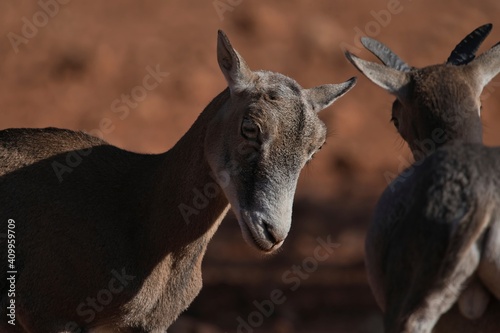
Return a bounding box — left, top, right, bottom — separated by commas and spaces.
1, 0, 500, 332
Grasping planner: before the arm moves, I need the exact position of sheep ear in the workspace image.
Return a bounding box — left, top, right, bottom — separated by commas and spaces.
467, 42, 500, 91
217, 30, 253, 93
345, 51, 410, 99
304, 77, 357, 113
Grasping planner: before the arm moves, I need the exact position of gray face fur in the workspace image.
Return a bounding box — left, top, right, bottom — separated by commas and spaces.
206, 31, 356, 253
345, 24, 500, 160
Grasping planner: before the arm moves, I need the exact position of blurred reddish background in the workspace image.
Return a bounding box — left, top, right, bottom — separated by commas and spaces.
1, 0, 499, 332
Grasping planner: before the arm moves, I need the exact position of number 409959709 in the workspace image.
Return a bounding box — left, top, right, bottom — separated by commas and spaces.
7, 219, 16, 270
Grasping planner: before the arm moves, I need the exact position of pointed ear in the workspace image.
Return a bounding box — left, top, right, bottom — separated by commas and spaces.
217, 30, 253, 93
345, 51, 410, 99
304, 77, 357, 113
467, 42, 500, 91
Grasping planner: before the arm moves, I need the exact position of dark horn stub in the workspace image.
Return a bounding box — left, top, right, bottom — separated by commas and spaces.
447, 23, 493, 66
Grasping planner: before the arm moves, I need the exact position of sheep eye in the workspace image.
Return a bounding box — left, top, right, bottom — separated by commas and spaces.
269, 92, 277, 101
241, 118, 259, 140
307, 142, 325, 164
391, 117, 400, 129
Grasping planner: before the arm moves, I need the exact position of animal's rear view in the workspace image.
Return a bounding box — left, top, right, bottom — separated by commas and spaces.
346, 24, 500, 333
0, 31, 356, 332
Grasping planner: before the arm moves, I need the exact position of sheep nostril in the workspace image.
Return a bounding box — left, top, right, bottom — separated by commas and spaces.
262, 221, 279, 244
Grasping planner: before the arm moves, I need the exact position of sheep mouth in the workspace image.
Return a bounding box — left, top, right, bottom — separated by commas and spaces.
237, 211, 283, 253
